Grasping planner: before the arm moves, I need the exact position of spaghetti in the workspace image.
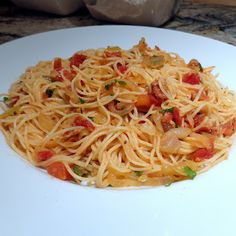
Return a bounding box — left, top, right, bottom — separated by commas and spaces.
0, 38, 235, 188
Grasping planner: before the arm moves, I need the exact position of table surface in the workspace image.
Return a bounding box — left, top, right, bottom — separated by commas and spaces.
0, 1, 235, 46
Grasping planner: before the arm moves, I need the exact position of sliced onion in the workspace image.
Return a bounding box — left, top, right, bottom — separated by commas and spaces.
160, 132, 181, 154
167, 128, 192, 139
160, 128, 191, 154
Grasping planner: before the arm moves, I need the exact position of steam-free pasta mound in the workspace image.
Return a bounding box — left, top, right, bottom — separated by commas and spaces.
0, 39, 235, 188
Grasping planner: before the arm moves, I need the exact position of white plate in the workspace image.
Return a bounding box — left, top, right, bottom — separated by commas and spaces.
0, 26, 236, 236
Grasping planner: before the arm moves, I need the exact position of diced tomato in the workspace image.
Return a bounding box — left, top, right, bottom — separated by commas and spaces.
63, 69, 77, 81
70, 54, 87, 68
193, 114, 205, 127
104, 51, 121, 58
161, 112, 174, 132
74, 116, 95, 132
135, 94, 162, 112
151, 81, 167, 101
138, 120, 145, 124
222, 118, 236, 137
190, 148, 215, 162
155, 45, 160, 51
55, 74, 64, 82
37, 150, 54, 162
173, 107, 182, 127
47, 162, 72, 180
54, 58, 62, 71
183, 73, 201, 85
8, 96, 20, 107
118, 64, 127, 74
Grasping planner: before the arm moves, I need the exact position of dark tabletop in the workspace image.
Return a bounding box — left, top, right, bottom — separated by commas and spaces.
0, 0, 236, 46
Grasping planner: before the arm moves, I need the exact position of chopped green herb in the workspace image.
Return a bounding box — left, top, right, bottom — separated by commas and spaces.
108, 184, 113, 187
79, 98, 85, 104
198, 62, 203, 72
105, 84, 111, 90
73, 165, 81, 176
110, 93, 114, 96
45, 89, 54, 98
160, 107, 174, 113
88, 116, 94, 121
117, 80, 127, 86
135, 171, 143, 177
3, 97, 9, 102
183, 166, 197, 180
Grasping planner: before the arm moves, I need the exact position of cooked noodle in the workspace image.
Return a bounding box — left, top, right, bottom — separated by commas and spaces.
0, 38, 235, 188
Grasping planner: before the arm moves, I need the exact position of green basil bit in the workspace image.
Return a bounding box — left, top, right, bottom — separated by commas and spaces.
110, 93, 114, 96
117, 80, 127, 85
198, 62, 203, 72
73, 165, 81, 176
183, 166, 197, 180
105, 84, 111, 90
108, 184, 113, 187
88, 116, 94, 121
135, 171, 143, 177
79, 98, 85, 104
45, 89, 54, 98
160, 107, 174, 113
3, 97, 9, 102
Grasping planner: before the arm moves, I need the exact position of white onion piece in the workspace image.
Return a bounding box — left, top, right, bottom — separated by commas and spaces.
160, 132, 181, 154
160, 128, 191, 154
168, 127, 192, 139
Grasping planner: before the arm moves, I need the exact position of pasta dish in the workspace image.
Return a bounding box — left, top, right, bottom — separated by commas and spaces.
0, 39, 235, 188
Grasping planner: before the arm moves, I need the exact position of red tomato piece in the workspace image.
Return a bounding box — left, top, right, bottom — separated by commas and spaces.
190, 148, 215, 162
54, 58, 62, 71
47, 162, 72, 180
74, 116, 95, 132
8, 96, 20, 107
63, 70, 77, 81
118, 64, 127, 74
135, 94, 162, 112
222, 118, 236, 137
37, 150, 54, 162
193, 114, 205, 127
197, 127, 213, 134
183, 73, 201, 85
161, 112, 174, 132
173, 107, 182, 127
70, 54, 87, 68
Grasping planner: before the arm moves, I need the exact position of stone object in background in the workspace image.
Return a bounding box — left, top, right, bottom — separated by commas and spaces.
84, 0, 181, 26
11, 0, 84, 15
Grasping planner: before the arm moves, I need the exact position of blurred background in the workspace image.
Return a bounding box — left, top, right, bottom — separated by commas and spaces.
0, 0, 235, 45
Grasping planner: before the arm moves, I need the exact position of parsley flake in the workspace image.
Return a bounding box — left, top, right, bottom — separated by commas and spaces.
79, 98, 85, 104
135, 171, 143, 177
183, 166, 197, 180
45, 89, 54, 98
73, 165, 81, 176
160, 107, 174, 113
